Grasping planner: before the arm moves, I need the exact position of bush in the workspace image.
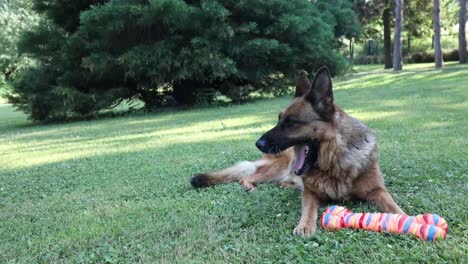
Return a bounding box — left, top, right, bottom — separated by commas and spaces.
312, 51, 351, 76
0, 75, 7, 95
7, 65, 130, 121
353, 55, 384, 65
408, 49, 460, 63
444, 49, 460, 62
10, 0, 358, 121
0, 0, 40, 94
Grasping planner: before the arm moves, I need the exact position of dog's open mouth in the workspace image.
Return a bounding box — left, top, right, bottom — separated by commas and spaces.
293, 144, 311, 176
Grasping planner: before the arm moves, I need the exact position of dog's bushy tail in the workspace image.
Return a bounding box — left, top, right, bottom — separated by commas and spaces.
190, 161, 260, 188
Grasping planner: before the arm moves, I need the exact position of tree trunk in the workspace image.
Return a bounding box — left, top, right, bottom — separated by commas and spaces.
407, 34, 411, 52
349, 38, 354, 64
459, 0, 467, 64
383, 0, 392, 69
393, 0, 403, 71
434, 0, 443, 69
367, 40, 372, 55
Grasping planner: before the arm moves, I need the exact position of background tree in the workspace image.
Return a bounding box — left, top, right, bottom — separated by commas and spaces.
382, 0, 432, 69
383, 0, 392, 69
348, 0, 385, 63
404, 0, 433, 53
352, 0, 446, 66
434, 0, 444, 68
0, 0, 39, 91
459, 0, 467, 63
316, 0, 361, 45
8, 0, 357, 121
393, 0, 403, 70
315, 0, 362, 63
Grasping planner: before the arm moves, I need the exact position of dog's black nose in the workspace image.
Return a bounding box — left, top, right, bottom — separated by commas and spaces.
256, 138, 267, 151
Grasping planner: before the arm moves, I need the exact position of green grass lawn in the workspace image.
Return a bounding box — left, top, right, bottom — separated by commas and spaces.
1, 63, 467, 263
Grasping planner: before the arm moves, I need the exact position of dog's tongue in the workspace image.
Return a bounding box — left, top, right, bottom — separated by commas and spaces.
294, 145, 307, 175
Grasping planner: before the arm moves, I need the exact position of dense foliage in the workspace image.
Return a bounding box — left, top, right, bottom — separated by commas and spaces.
6, 0, 359, 121
0, 0, 39, 92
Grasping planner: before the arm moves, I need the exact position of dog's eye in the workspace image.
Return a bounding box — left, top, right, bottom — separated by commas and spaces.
282, 118, 305, 129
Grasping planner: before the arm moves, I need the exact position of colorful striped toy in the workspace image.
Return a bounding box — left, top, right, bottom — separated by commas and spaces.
320, 205, 448, 241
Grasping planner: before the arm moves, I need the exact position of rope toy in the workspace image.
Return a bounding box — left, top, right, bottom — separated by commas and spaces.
320, 205, 448, 241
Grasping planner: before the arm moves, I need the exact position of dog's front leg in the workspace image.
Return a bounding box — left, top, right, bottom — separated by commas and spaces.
365, 187, 405, 214
293, 187, 320, 237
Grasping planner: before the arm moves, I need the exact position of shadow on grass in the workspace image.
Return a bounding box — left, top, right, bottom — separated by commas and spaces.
2, 66, 467, 171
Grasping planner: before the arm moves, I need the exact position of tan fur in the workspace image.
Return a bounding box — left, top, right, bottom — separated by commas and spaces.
193, 150, 302, 191
280, 93, 403, 237
192, 68, 403, 237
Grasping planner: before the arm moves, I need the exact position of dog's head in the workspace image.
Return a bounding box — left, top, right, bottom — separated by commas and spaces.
255, 67, 335, 175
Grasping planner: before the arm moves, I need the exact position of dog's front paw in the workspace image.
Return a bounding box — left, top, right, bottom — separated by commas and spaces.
277, 180, 297, 189
239, 179, 256, 192
293, 223, 316, 237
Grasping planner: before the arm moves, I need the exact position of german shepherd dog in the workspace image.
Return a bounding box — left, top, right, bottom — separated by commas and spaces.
191, 67, 404, 236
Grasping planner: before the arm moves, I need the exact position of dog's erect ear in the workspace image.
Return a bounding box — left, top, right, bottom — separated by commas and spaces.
294, 70, 311, 97
306, 67, 335, 120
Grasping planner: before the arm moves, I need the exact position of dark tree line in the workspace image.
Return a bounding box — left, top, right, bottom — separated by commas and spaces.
2, 0, 467, 121
5, 0, 360, 121
354, 0, 467, 70
392, 0, 467, 70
